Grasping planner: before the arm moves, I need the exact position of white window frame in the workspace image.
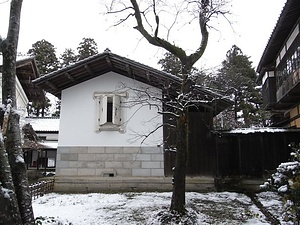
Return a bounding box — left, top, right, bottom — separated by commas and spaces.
94, 92, 128, 132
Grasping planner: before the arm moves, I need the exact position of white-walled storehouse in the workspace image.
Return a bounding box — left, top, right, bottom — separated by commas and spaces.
58, 71, 164, 180
33, 51, 231, 192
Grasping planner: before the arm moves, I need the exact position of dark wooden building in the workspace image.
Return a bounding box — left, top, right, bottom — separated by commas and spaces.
257, 0, 300, 127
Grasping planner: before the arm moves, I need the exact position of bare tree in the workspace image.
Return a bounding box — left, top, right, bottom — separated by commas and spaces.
107, 0, 230, 214
0, 0, 35, 224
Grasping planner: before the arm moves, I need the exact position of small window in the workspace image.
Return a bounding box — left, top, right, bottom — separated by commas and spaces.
94, 92, 127, 132
107, 97, 113, 123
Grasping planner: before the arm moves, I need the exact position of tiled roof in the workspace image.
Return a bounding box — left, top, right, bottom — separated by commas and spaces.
1, 57, 45, 101
25, 117, 59, 132
257, 0, 300, 76
33, 51, 233, 116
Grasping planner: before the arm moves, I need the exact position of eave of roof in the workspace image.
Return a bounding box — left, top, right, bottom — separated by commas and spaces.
257, 0, 300, 80
33, 51, 232, 115
16, 57, 46, 102
1, 57, 45, 102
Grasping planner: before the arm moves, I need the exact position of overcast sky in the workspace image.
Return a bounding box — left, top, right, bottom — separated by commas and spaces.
0, 0, 286, 71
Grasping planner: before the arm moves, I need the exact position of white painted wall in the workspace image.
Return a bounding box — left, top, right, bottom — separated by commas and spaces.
58, 72, 163, 147
0, 73, 28, 116
16, 76, 29, 116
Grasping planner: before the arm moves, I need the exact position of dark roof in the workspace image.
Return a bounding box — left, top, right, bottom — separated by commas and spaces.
257, 0, 300, 79
33, 51, 232, 115
0, 57, 45, 102
16, 57, 45, 102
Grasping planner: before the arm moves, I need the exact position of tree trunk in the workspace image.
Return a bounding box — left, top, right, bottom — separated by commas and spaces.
0, 138, 22, 225
170, 111, 188, 213
5, 112, 35, 225
0, 0, 35, 224
170, 65, 192, 214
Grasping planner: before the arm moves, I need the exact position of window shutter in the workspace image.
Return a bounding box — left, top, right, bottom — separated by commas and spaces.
112, 95, 121, 125
99, 95, 107, 126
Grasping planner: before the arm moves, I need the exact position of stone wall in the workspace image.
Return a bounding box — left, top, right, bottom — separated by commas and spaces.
55, 146, 164, 177
53, 176, 216, 192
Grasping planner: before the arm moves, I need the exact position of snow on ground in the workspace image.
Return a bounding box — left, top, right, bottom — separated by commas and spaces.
33, 191, 284, 225
257, 191, 293, 225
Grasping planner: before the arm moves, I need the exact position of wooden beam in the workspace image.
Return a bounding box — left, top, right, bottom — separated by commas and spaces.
18, 79, 32, 84
84, 64, 93, 75
105, 56, 112, 68
65, 72, 75, 82
45, 81, 58, 91
146, 71, 151, 82
126, 64, 132, 76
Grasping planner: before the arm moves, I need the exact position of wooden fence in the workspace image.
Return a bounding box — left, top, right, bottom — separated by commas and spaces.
29, 179, 54, 199
164, 126, 300, 178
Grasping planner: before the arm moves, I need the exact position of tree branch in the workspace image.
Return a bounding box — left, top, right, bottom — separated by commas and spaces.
130, 0, 187, 61
0, 35, 4, 52
153, 0, 159, 37
107, 6, 135, 26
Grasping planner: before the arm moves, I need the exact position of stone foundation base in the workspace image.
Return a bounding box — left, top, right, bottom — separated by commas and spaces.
53, 176, 216, 193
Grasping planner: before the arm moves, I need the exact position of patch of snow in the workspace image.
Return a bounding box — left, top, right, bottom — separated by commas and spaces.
228, 127, 289, 134
33, 192, 275, 225
0, 186, 12, 199
278, 185, 288, 193
25, 117, 59, 132
257, 191, 291, 225
15, 154, 25, 163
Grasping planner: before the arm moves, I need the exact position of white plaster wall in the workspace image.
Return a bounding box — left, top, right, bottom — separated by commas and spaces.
0, 73, 28, 117
58, 72, 163, 147
16, 76, 29, 116
40, 133, 58, 141
0, 74, 28, 106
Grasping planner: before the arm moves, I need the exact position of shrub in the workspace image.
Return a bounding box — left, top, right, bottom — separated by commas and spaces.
260, 142, 300, 224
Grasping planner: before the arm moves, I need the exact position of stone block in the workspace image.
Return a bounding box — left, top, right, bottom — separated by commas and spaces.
116, 169, 132, 176
69, 161, 88, 168
104, 161, 123, 168
87, 161, 104, 168
61, 153, 78, 161
56, 161, 69, 168
114, 154, 132, 161
122, 161, 141, 169
78, 153, 95, 161
78, 168, 96, 176
151, 169, 164, 176
132, 169, 151, 176
95, 154, 114, 161
69, 147, 88, 153
133, 154, 151, 161
105, 147, 123, 154
141, 147, 162, 154
56, 153, 61, 161
95, 169, 115, 176
160, 162, 164, 168
123, 147, 140, 154
58, 168, 78, 176
88, 147, 105, 153
142, 161, 161, 169
151, 154, 163, 161
58, 147, 70, 153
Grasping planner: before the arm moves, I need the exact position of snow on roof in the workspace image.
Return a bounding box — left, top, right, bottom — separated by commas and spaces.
227, 127, 296, 134
39, 141, 58, 149
25, 117, 59, 132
